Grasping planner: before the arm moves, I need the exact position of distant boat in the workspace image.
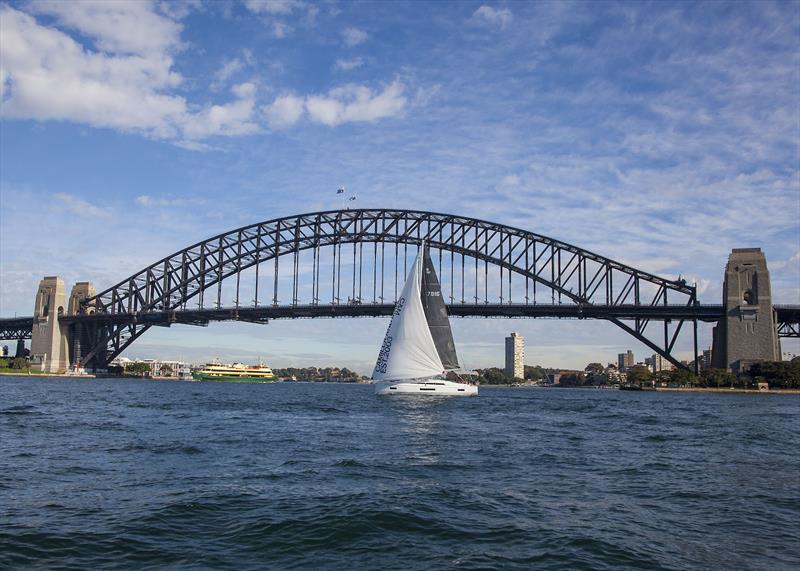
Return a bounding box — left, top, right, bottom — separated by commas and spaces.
372, 243, 477, 396
64, 365, 90, 377
192, 360, 276, 382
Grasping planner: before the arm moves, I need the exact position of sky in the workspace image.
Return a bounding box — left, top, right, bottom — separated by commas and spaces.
1, 0, 799, 373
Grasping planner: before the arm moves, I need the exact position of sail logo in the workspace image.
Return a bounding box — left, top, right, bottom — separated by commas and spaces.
374, 335, 392, 374
374, 297, 405, 375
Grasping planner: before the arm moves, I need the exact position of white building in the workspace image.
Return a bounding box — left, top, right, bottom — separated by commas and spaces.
505, 332, 525, 380
651, 353, 674, 373
110, 357, 191, 378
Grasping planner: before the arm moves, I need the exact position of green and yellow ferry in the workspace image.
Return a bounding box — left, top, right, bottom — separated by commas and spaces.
192, 360, 276, 382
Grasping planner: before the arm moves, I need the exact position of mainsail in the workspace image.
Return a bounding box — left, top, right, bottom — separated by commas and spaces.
420, 247, 460, 370
372, 244, 460, 381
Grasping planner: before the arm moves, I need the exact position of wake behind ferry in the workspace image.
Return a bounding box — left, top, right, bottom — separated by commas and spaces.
192, 360, 276, 382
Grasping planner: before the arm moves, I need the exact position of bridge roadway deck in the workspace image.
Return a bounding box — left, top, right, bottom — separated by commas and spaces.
3, 305, 799, 338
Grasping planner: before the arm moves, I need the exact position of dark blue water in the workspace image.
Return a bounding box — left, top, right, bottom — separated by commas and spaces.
1, 378, 798, 570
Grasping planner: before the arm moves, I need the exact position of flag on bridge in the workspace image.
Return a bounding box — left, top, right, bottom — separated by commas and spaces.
337, 187, 345, 194
349, 195, 357, 201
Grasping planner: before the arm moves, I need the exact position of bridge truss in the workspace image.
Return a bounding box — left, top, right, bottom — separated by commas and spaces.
64, 209, 704, 370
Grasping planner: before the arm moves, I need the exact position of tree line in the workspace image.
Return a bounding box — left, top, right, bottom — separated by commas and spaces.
473, 365, 547, 385
271, 366, 363, 380
0, 357, 29, 371
472, 358, 800, 389
626, 358, 800, 389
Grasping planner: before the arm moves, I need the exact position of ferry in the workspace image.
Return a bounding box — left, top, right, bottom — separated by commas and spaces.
192, 360, 276, 382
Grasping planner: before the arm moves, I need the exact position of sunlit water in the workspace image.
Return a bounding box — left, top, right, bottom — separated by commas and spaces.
1, 377, 798, 569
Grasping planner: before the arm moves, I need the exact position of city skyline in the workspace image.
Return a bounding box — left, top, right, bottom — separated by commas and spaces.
1, 1, 798, 373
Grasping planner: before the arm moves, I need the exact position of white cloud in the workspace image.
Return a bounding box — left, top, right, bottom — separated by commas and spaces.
272, 21, 292, 38
53, 193, 112, 218
243, 0, 303, 15
213, 58, 243, 87
501, 174, 520, 186
334, 57, 364, 71
342, 27, 368, 47
156, 0, 202, 20
0, 5, 261, 143
471, 5, 513, 30
28, 0, 183, 55
180, 82, 260, 139
306, 81, 406, 126
264, 94, 305, 128
136, 195, 206, 207
1, 5, 185, 137
172, 140, 217, 152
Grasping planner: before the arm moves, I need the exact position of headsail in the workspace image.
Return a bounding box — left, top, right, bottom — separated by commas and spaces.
372, 247, 444, 381
420, 247, 460, 370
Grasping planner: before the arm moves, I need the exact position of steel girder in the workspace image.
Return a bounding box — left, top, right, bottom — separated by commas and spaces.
77, 209, 699, 368
775, 305, 800, 338
0, 317, 33, 340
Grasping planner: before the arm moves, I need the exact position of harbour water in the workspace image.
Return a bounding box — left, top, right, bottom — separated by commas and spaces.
1, 377, 798, 569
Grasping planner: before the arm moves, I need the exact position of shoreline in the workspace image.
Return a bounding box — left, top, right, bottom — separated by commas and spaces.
497, 384, 800, 394
654, 387, 800, 395
2, 374, 798, 393
0, 371, 97, 378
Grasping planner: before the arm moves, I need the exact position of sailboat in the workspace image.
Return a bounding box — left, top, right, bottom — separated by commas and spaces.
372, 243, 478, 396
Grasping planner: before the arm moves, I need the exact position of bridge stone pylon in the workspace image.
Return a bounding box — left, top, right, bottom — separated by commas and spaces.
30, 277, 69, 373
712, 248, 781, 373
30, 277, 97, 372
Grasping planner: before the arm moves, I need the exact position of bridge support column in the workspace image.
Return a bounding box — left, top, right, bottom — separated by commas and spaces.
30, 277, 69, 373
68, 282, 96, 367
712, 248, 781, 373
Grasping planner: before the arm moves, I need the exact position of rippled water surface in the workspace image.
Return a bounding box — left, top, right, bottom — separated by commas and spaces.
1, 377, 798, 570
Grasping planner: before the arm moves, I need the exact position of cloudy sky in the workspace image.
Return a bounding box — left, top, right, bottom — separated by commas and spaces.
1, 0, 798, 372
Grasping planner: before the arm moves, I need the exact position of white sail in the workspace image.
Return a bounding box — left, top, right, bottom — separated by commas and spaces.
372, 248, 445, 381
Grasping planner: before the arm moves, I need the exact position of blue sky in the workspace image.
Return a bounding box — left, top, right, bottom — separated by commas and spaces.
1, 0, 798, 372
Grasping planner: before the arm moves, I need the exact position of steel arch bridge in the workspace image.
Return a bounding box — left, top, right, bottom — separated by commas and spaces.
55, 208, 709, 370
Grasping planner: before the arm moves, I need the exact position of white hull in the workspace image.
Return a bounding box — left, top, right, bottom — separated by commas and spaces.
374, 379, 478, 396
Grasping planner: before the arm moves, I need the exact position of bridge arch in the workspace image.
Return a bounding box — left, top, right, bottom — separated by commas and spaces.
76, 209, 697, 369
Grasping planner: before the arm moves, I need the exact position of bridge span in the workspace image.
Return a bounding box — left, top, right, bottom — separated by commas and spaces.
1, 209, 795, 374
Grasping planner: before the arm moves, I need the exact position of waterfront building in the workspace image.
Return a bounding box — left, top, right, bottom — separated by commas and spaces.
605, 365, 625, 385
651, 353, 674, 373
505, 333, 524, 380
702, 349, 713, 370
111, 357, 190, 378
617, 350, 634, 372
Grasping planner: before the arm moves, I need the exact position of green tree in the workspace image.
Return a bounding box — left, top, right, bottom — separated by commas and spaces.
0, 357, 8, 368
159, 364, 173, 377
125, 362, 151, 376
626, 365, 651, 386
524, 365, 546, 381
700, 368, 736, 388
559, 372, 585, 386
585, 362, 604, 374
10, 357, 28, 370
479, 367, 510, 385
749, 360, 800, 389
666, 368, 696, 386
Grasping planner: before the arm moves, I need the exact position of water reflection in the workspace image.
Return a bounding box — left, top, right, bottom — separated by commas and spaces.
386, 395, 451, 435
